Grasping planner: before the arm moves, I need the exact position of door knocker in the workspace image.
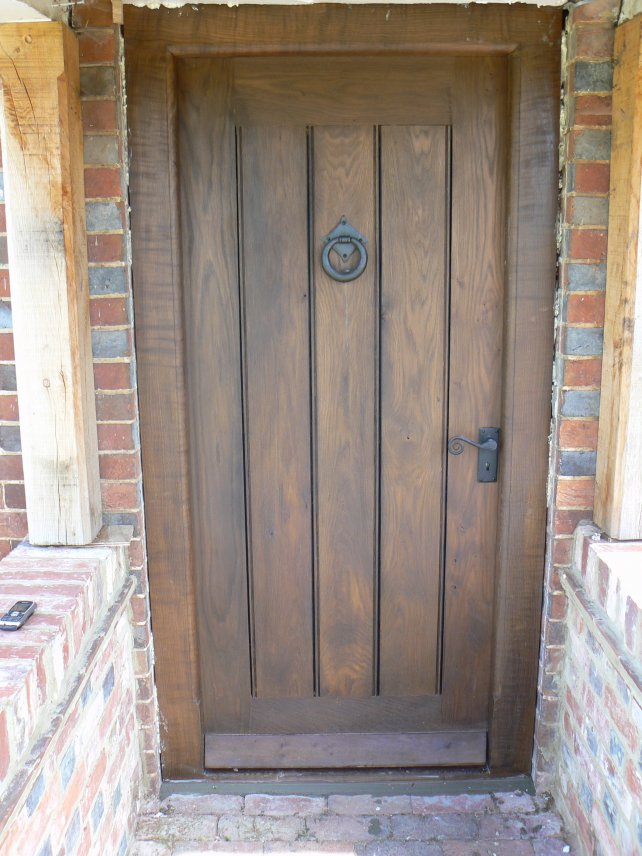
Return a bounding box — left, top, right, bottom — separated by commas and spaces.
321, 216, 368, 283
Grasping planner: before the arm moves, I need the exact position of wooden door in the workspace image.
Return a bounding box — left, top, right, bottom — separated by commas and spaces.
177, 55, 502, 768
125, 4, 561, 778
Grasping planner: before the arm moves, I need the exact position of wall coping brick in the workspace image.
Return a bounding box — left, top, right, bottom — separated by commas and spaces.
0, 525, 133, 802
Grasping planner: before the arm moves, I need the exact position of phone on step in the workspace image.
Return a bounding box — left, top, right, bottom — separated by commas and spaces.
0, 600, 36, 630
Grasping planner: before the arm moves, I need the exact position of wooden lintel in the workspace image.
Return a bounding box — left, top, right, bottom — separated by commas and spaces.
0, 22, 101, 545
595, 16, 642, 541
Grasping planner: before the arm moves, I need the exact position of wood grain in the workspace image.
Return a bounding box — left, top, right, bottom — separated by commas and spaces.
126, 45, 203, 775
177, 59, 251, 732
313, 127, 377, 698
379, 126, 448, 697
489, 42, 560, 772
241, 126, 314, 699
206, 730, 487, 769
0, 23, 101, 546
595, 17, 642, 540
441, 57, 506, 724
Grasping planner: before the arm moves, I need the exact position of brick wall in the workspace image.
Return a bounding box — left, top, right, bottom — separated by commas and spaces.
0, 1, 161, 793
0, 536, 141, 856
534, 0, 617, 787
556, 524, 642, 854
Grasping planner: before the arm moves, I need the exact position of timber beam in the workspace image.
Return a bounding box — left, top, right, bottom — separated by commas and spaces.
0, 22, 101, 545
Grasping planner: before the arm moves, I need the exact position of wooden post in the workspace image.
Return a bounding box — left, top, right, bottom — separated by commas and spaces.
595, 16, 642, 541
0, 23, 101, 545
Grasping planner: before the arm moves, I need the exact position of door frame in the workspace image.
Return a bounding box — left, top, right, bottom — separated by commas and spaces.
124, 3, 562, 779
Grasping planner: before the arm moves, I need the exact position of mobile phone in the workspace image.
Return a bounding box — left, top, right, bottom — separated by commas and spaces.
0, 601, 36, 631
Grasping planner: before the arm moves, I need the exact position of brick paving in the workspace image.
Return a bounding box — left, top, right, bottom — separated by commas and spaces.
132, 791, 574, 855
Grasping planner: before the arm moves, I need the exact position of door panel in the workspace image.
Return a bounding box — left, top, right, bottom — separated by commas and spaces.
313, 126, 378, 699
379, 125, 449, 697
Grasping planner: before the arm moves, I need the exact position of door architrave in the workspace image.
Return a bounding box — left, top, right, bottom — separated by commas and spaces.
124, 3, 562, 779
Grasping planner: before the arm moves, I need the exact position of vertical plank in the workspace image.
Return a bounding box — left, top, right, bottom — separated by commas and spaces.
490, 39, 561, 772
177, 60, 251, 732
441, 57, 506, 724
126, 46, 203, 775
0, 23, 101, 545
595, 17, 642, 540
379, 126, 448, 697
313, 126, 377, 698
241, 126, 314, 699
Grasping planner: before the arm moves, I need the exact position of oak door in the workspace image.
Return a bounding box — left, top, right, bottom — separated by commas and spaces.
175, 55, 505, 768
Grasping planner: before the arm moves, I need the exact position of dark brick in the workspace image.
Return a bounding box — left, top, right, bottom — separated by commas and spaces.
357, 844, 442, 856
25, 772, 45, 817
102, 664, 115, 700
602, 789, 617, 830
561, 390, 601, 417
86, 201, 123, 232
91, 329, 129, 358
91, 791, 105, 831
574, 61, 614, 92
80, 66, 116, 98
0, 426, 21, 453
65, 809, 81, 852
60, 744, 76, 789
37, 840, 53, 856
0, 237, 7, 266
573, 129, 612, 160
89, 266, 127, 295
0, 364, 16, 391
84, 135, 119, 165
0, 303, 11, 330
564, 327, 604, 356
559, 450, 597, 476
570, 196, 609, 227
567, 263, 606, 291
113, 780, 122, 810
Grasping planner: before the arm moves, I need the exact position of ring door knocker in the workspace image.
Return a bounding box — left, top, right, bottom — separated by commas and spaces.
321, 216, 368, 283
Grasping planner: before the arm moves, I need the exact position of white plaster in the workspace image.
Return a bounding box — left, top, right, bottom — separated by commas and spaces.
0, 0, 50, 22
126, 0, 566, 8
620, 0, 642, 22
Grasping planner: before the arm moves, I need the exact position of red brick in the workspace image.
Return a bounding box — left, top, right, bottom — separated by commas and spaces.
87, 234, 123, 264
0, 539, 14, 559
100, 481, 139, 510
559, 418, 599, 449
90, 296, 129, 327
569, 229, 608, 260
4, 483, 25, 509
246, 795, 327, 816
0, 455, 23, 480
0, 394, 18, 421
99, 452, 140, 480
574, 162, 610, 194
555, 477, 595, 509
0, 204, 5, 233
95, 391, 136, 422
573, 25, 615, 59
93, 361, 132, 391
84, 166, 121, 199
567, 292, 605, 324
0, 270, 10, 299
0, 510, 27, 538
97, 422, 135, 451
604, 686, 638, 750
564, 357, 602, 387
0, 333, 14, 361
82, 100, 118, 134
78, 29, 116, 63
552, 537, 573, 566
572, 0, 618, 23
573, 93, 612, 126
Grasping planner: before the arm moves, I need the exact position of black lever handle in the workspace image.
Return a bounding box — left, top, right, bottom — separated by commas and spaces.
447, 428, 500, 483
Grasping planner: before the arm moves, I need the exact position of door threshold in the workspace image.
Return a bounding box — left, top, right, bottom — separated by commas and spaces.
159, 771, 535, 799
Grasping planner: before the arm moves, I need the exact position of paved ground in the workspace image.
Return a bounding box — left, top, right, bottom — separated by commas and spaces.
132, 791, 574, 855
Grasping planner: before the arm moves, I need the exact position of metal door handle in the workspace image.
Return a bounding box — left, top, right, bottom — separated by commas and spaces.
321, 216, 368, 282
447, 428, 500, 482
